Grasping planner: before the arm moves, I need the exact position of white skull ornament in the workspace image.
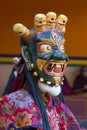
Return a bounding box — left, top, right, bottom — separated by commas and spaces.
34, 13, 46, 32
13, 23, 29, 37
46, 12, 57, 29
56, 14, 68, 33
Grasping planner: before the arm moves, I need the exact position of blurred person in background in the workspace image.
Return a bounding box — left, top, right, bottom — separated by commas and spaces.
62, 75, 73, 95
12, 57, 20, 78
2, 57, 20, 96
72, 65, 87, 94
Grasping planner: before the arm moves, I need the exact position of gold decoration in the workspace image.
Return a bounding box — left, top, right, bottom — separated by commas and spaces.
15, 111, 32, 127
40, 78, 44, 82
36, 59, 47, 71
53, 77, 61, 84
33, 72, 38, 76
40, 94, 48, 104
56, 84, 59, 86
46, 81, 51, 85
38, 90, 48, 104
61, 82, 64, 85
31, 63, 34, 68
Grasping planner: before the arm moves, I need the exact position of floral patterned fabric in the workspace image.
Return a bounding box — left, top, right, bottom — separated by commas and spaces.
0, 89, 81, 130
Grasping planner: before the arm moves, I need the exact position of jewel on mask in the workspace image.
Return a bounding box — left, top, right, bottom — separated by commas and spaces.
40, 78, 44, 82
56, 84, 59, 86
46, 81, 51, 85
61, 81, 64, 85
33, 72, 38, 76
31, 63, 34, 68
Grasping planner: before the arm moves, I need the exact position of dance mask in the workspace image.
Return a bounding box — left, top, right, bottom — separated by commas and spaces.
13, 12, 69, 96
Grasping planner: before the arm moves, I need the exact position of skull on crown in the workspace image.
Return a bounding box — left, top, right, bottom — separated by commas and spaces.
56, 14, 68, 33
34, 13, 46, 32
12, 23, 29, 37
46, 12, 57, 29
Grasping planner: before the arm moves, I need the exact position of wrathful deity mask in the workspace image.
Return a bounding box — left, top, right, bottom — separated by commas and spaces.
21, 29, 69, 96
13, 12, 69, 96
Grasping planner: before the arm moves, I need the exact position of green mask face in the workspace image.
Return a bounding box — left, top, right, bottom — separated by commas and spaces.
25, 29, 69, 86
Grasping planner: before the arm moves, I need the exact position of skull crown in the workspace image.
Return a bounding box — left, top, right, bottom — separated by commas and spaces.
34, 12, 68, 33
13, 12, 68, 38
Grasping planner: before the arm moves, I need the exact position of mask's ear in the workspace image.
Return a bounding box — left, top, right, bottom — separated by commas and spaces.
21, 46, 33, 70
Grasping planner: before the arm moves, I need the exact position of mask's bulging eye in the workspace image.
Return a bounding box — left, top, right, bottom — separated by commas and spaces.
38, 43, 52, 54
58, 43, 65, 52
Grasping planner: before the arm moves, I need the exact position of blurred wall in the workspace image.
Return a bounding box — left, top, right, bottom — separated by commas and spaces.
0, 0, 87, 57
0, 64, 13, 96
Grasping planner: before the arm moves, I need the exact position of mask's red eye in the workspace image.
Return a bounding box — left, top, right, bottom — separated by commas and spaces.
38, 43, 52, 54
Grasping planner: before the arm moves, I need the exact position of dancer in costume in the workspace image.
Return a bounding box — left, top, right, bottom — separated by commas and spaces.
0, 12, 81, 130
